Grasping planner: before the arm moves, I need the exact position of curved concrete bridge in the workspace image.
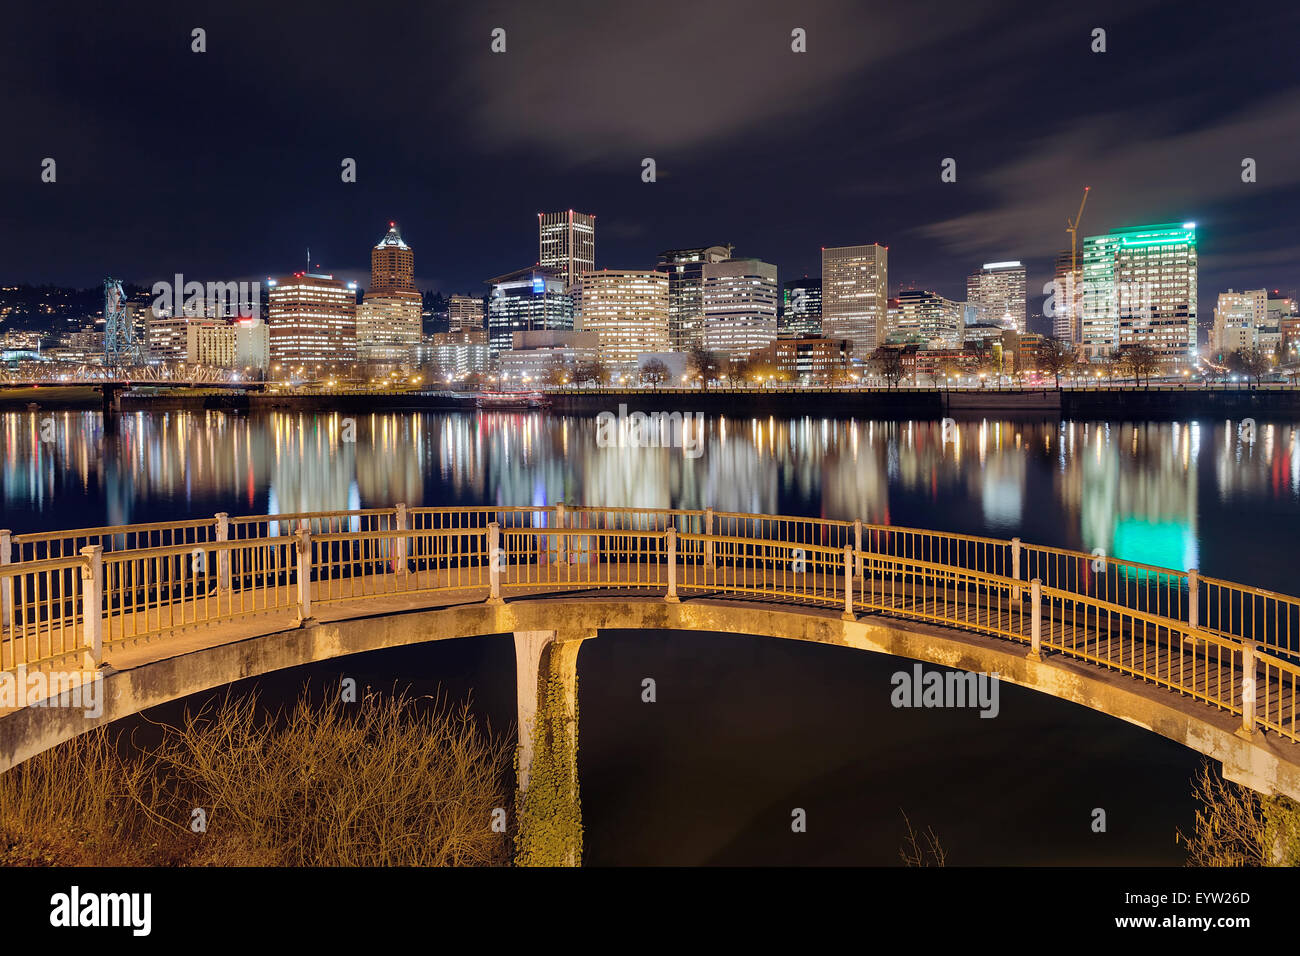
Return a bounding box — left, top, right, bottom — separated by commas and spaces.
2, 504, 1299, 820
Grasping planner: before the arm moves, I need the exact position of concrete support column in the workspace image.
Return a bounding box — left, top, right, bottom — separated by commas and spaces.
295, 528, 313, 624
79, 545, 103, 669
514, 628, 587, 867
1010, 537, 1022, 601
1028, 578, 1042, 661
665, 528, 680, 603
841, 544, 855, 621
1187, 568, 1199, 630
0, 529, 11, 628
393, 503, 409, 577
214, 513, 230, 591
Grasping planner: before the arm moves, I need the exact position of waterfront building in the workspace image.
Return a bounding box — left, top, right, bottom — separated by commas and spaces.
892, 290, 962, 347
780, 277, 822, 338
656, 245, 733, 351
485, 266, 575, 358
186, 317, 270, 371
573, 268, 670, 370
448, 294, 487, 338
1080, 223, 1198, 364
967, 261, 1027, 333
759, 336, 852, 385
1212, 289, 1267, 354
499, 330, 600, 383
266, 272, 358, 368
821, 243, 888, 357
701, 258, 778, 358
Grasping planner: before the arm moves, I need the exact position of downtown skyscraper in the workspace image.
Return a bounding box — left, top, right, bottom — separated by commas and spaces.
821, 244, 888, 358
780, 277, 822, 338
966, 261, 1027, 333
1081, 223, 1198, 363
267, 272, 358, 368
701, 258, 778, 359
656, 245, 733, 351
356, 223, 422, 364
538, 210, 596, 289
485, 266, 575, 357
573, 269, 670, 369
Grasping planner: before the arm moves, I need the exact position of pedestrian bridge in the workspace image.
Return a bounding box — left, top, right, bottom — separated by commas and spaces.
2, 504, 1299, 806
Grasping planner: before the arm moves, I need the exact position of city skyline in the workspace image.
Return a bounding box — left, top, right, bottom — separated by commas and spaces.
3, 1, 1298, 327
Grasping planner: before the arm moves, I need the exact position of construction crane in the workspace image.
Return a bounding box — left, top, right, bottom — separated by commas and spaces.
1066, 186, 1090, 277
1062, 187, 1090, 341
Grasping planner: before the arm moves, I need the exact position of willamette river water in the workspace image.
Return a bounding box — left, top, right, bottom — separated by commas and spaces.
3, 409, 1298, 863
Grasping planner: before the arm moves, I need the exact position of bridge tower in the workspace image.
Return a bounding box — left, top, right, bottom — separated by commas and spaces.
103, 277, 139, 368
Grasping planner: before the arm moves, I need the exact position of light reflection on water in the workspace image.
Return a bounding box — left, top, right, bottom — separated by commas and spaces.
5, 407, 1297, 863
3, 410, 1298, 592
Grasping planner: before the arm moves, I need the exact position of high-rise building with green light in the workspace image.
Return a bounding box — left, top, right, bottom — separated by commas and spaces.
1080, 223, 1198, 365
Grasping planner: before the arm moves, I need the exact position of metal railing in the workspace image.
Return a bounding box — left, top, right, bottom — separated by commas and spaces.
1, 505, 1297, 744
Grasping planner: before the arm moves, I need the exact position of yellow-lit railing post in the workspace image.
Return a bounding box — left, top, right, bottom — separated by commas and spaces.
214, 512, 230, 591
1011, 537, 1022, 601
665, 528, 680, 603
704, 507, 715, 569
487, 522, 503, 604
841, 544, 855, 621
1241, 643, 1256, 735
555, 501, 567, 565
394, 503, 409, 577
79, 545, 103, 668
0, 529, 11, 628
1187, 568, 1199, 630
854, 519, 863, 578
295, 527, 313, 624
1028, 578, 1042, 661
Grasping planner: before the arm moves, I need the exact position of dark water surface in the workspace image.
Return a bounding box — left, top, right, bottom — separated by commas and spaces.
5, 409, 1298, 863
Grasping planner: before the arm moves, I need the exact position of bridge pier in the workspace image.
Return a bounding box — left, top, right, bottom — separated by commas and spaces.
513, 628, 589, 866
98, 383, 124, 434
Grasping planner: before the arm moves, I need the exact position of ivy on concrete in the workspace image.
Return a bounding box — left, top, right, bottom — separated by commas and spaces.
513, 674, 582, 866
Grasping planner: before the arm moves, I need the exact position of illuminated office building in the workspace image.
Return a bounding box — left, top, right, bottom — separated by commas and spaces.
370, 222, 415, 294
892, 290, 962, 347
1212, 289, 1267, 353
538, 210, 596, 289
573, 268, 670, 368
357, 224, 422, 364
656, 245, 733, 350
485, 266, 575, 358
967, 261, 1027, 332
780, 277, 822, 338
448, 294, 487, 340
701, 258, 778, 359
1081, 223, 1197, 364
821, 243, 888, 356
267, 272, 358, 366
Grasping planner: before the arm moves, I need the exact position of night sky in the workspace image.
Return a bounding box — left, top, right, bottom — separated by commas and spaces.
3, 0, 1299, 330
